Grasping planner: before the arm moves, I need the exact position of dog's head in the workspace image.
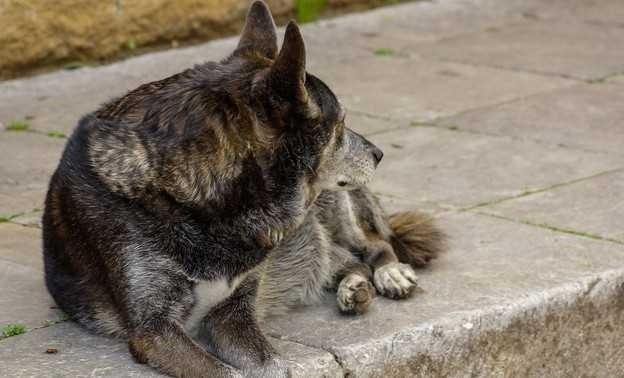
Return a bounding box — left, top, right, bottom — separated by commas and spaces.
233, 1, 383, 192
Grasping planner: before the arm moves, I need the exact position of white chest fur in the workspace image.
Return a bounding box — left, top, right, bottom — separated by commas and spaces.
184, 275, 246, 334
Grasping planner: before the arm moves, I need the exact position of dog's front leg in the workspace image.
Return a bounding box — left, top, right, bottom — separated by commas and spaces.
196, 275, 288, 377
128, 321, 238, 378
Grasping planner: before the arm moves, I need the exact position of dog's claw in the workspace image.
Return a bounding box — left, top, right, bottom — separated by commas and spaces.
374, 262, 419, 299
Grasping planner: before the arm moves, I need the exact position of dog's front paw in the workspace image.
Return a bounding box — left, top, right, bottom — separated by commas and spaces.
374, 262, 418, 299
337, 274, 375, 314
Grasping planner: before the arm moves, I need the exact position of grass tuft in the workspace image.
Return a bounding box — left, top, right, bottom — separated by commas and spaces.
47, 131, 67, 139
373, 47, 396, 56
296, 0, 326, 23
2, 324, 27, 338
6, 120, 30, 131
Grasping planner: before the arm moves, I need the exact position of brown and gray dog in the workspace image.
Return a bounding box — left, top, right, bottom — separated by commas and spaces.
42, 2, 445, 377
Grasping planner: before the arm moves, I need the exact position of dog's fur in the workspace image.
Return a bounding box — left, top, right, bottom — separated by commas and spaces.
42, 2, 445, 377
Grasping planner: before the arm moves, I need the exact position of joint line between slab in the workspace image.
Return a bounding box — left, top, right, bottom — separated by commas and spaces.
459, 167, 624, 212
475, 211, 624, 246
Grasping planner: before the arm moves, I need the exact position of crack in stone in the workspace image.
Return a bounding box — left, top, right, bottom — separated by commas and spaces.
264, 331, 350, 377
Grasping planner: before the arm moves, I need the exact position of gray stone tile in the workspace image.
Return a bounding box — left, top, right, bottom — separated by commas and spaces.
303, 0, 531, 53
415, 19, 624, 80
366, 126, 623, 209
0, 132, 64, 216
534, 0, 624, 25
0, 322, 164, 377
0, 321, 341, 377
316, 54, 573, 121
345, 112, 404, 137
482, 169, 624, 243
0, 223, 43, 270
262, 211, 624, 376
608, 75, 624, 85
0, 260, 64, 331
436, 83, 624, 155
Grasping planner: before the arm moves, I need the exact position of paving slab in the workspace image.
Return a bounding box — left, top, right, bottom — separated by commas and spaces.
0, 260, 64, 332
0, 321, 341, 377
0, 224, 65, 331
0, 131, 65, 216
534, 0, 624, 25
482, 169, 624, 243
316, 54, 573, 122
0, 322, 166, 377
346, 112, 404, 137
0, 223, 43, 270
436, 83, 624, 155
367, 126, 624, 209
262, 212, 624, 376
303, 0, 531, 53
609, 74, 624, 85
415, 19, 624, 80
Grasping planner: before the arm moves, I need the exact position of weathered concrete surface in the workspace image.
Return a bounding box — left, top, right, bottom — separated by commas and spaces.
0, 260, 64, 332
368, 126, 623, 209
414, 19, 624, 80
0, 321, 341, 377
321, 54, 573, 122
1, 0, 624, 376
0, 132, 65, 217
0, 224, 66, 331
483, 169, 624, 244
609, 75, 624, 85
0, 223, 43, 270
0, 322, 163, 377
262, 212, 624, 376
435, 83, 624, 155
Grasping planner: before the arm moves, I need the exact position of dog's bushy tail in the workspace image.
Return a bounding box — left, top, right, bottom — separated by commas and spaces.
388, 211, 446, 268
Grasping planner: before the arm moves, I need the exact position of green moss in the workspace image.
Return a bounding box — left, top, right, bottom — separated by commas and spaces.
47, 131, 67, 139
6, 120, 29, 131
373, 47, 396, 56
0, 216, 9, 223
127, 38, 137, 51
2, 324, 26, 338
586, 77, 606, 84
296, 0, 326, 23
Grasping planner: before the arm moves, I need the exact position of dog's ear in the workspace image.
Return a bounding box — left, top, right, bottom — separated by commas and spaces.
267, 21, 308, 104
234, 1, 278, 59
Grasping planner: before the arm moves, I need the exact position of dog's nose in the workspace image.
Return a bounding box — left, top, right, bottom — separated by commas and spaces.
371, 147, 384, 166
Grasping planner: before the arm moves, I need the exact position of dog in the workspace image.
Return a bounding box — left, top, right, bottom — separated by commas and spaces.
42, 2, 444, 377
